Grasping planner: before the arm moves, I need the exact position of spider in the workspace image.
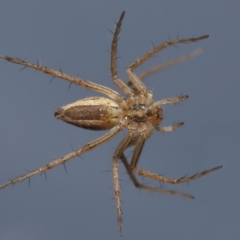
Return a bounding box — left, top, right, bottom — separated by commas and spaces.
0, 11, 222, 235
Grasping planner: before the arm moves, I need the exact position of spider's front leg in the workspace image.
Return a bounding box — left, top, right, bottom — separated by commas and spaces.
133, 165, 223, 185
126, 139, 222, 186
127, 48, 204, 90
137, 48, 204, 81
113, 126, 193, 235
120, 125, 222, 190
110, 11, 133, 96
126, 34, 208, 94
129, 35, 209, 72
152, 95, 188, 106
120, 152, 194, 198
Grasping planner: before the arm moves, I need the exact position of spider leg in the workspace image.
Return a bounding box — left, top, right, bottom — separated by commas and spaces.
127, 47, 201, 105
129, 35, 209, 71
127, 48, 203, 89
119, 132, 194, 199
133, 165, 222, 185
120, 153, 193, 199
0, 125, 123, 190
112, 131, 134, 235
156, 122, 184, 132
129, 135, 146, 168
138, 48, 203, 81
110, 11, 133, 96
126, 35, 208, 94
152, 95, 188, 106
0, 55, 123, 102
121, 126, 222, 187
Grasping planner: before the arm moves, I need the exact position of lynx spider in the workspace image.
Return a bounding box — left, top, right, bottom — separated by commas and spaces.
0, 11, 222, 235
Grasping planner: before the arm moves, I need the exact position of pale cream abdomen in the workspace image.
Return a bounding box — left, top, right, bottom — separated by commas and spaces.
55, 97, 121, 130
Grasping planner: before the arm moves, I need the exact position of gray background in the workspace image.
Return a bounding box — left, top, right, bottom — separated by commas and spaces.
0, 1, 239, 239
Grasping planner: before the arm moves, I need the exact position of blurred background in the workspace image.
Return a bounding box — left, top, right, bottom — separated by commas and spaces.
0, 1, 239, 239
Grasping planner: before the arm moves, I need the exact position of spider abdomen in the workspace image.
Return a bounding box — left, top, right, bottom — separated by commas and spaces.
55, 97, 121, 130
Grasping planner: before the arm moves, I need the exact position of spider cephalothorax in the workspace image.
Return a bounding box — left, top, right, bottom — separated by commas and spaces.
119, 93, 162, 133
0, 11, 222, 235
